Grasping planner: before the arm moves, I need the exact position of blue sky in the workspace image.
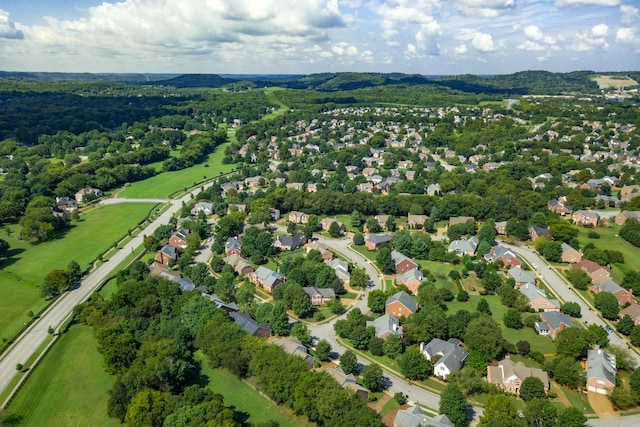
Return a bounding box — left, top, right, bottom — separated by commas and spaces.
1, 0, 639, 74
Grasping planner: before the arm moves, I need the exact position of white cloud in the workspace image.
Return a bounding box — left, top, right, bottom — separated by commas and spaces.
517, 40, 545, 51
571, 31, 609, 51
0, 9, 23, 39
454, 44, 468, 55
524, 25, 544, 41
458, 29, 495, 52
450, 0, 515, 18
620, 5, 640, 25
616, 27, 635, 43
332, 42, 358, 56
555, 0, 620, 7
591, 23, 608, 37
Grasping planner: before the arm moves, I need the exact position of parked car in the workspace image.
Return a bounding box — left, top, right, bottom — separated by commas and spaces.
605, 325, 614, 334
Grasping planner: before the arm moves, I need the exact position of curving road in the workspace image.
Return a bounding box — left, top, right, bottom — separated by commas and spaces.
0, 187, 212, 403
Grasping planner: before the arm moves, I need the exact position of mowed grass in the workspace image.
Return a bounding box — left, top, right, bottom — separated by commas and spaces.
577, 225, 640, 282
6, 324, 118, 427
118, 143, 235, 199
196, 352, 314, 427
0, 202, 156, 341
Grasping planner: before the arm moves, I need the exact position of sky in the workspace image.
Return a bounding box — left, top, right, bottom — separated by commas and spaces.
0, 0, 639, 75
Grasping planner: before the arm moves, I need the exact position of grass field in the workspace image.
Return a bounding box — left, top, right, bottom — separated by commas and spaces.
118, 142, 235, 199
6, 324, 118, 427
577, 225, 640, 282
0, 202, 156, 343
196, 352, 314, 427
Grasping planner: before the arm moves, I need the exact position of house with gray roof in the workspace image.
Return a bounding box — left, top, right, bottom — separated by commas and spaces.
508, 266, 536, 288
230, 312, 271, 338
191, 202, 215, 216
396, 268, 424, 295
393, 406, 454, 427
366, 313, 402, 340
536, 311, 572, 340
519, 283, 560, 312
272, 337, 314, 368
225, 236, 242, 255
586, 347, 616, 395
386, 290, 418, 318
250, 266, 285, 293
325, 258, 350, 283
325, 367, 370, 400
487, 355, 549, 395
155, 244, 179, 265
302, 287, 335, 305
593, 279, 635, 306
420, 338, 468, 379
448, 236, 478, 256
365, 233, 392, 250
202, 293, 238, 313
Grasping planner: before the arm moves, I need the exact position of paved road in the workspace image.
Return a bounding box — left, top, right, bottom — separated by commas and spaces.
0, 189, 212, 400
503, 242, 640, 367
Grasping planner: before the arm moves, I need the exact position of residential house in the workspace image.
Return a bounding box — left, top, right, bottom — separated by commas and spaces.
190, 202, 215, 216
273, 233, 306, 251
484, 245, 521, 267
391, 250, 419, 274
305, 240, 333, 260
448, 236, 478, 256
592, 280, 635, 306
271, 337, 314, 368
495, 221, 507, 235
365, 233, 392, 251
620, 185, 640, 203
155, 245, 179, 265
407, 214, 428, 228
570, 260, 611, 285
55, 196, 77, 212
374, 214, 390, 229
572, 210, 600, 228
396, 268, 424, 295
449, 216, 474, 226
303, 287, 335, 305
250, 266, 285, 293
230, 312, 271, 338
270, 208, 281, 221
560, 242, 582, 264
393, 406, 454, 427
320, 217, 345, 233
519, 283, 560, 312
508, 266, 536, 288
426, 183, 441, 196
420, 338, 468, 379
529, 226, 552, 241
620, 303, 640, 325
148, 261, 181, 279
74, 187, 103, 203
325, 258, 350, 283
547, 199, 573, 216
225, 237, 242, 256
615, 211, 640, 226
386, 291, 418, 318
202, 293, 238, 314
169, 229, 190, 248
366, 313, 402, 340
325, 367, 369, 400
288, 211, 309, 224
223, 253, 254, 276
487, 355, 549, 395
536, 311, 572, 340
594, 195, 621, 208
586, 348, 616, 395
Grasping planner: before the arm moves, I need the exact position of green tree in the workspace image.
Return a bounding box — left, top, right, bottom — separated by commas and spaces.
549, 221, 579, 243
350, 267, 369, 289
503, 309, 523, 329
367, 290, 388, 314
382, 334, 404, 359
270, 301, 290, 336
630, 325, 640, 346
546, 356, 585, 388
556, 328, 591, 359
353, 232, 365, 246
385, 215, 397, 232
67, 260, 82, 283
519, 376, 546, 402
398, 347, 431, 380
42, 269, 71, 296
476, 298, 492, 316
464, 315, 503, 362
561, 301, 581, 317
564, 268, 591, 290
439, 383, 468, 427
291, 322, 312, 346
124, 389, 172, 427
523, 398, 557, 427
557, 406, 587, 427
594, 292, 620, 320
328, 221, 341, 238
340, 350, 358, 375
361, 364, 383, 392
366, 217, 382, 233
315, 339, 332, 362
376, 247, 394, 274
479, 392, 520, 426
542, 241, 562, 262
478, 219, 497, 243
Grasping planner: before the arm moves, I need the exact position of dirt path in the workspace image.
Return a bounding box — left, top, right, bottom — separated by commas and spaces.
588, 392, 617, 418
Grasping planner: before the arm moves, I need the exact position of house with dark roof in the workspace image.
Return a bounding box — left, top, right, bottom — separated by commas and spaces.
393, 406, 454, 427
202, 293, 238, 313
487, 355, 549, 395
484, 245, 521, 267
365, 233, 392, 250
572, 210, 600, 228
230, 312, 271, 338
155, 245, 179, 265
586, 347, 616, 395
169, 228, 190, 248
536, 311, 572, 340
273, 233, 306, 251
529, 225, 551, 241
386, 291, 418, 318
250, 266, 285, 293
547, 198, 573, 216
366, 313, 402, 340
324, 367, 370, 400
420, 338, 468, 379
391, 250, 419, 274
519, 283, 560, 312
592, 280, 635, 306
302, 287, 335, 305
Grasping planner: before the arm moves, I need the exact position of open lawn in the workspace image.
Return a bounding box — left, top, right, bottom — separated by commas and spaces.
351, 244, 378, 262
577, 225, 640, 282
118, 142, 235, 199
197, 352, 314, 427
0, 202, 156, 342
6, 324, 118, 427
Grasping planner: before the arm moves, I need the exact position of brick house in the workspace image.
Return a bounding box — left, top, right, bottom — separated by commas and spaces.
484, 245, 521, 267
288, 211, 309, 224
547, 199, 572, 216
620, 303, 640, 325
225, 237, 242, 256
572, 210, 600, 228
223, 253, 254, 276
386, 291, 418, 318
302, 286, 335, 305
230, 312, 271, 338
592, 280, 635, 306
396, 268, 424, 295
273, 233, 306, 251
391, 250, 419, 274
519, 283, 560, 312
586, 348, 616, 395
536, 311, 572, 340
155, 245, 179, 265
320, 217, 345, 233
560, 242, 582, 264
250, 266, 285, 293
407, 214, 429, 228
570, 260, 611, 285
615, 211, 640, 226
169, 229, 190, 248
366, 313, 402, 340
529, 226, 551, 241
365, 233, 392, 251
487, 355, 549, 395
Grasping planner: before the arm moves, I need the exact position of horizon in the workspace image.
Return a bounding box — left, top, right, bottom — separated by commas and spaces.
1, 1, 639, 75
